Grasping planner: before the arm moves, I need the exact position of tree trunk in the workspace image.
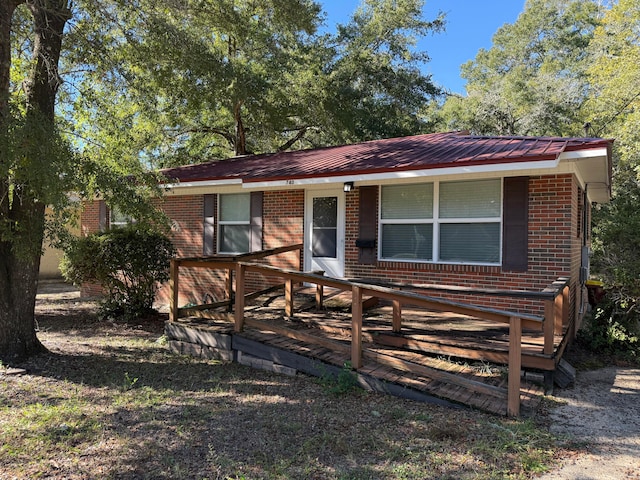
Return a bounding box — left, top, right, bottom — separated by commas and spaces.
0, 0, 70, 363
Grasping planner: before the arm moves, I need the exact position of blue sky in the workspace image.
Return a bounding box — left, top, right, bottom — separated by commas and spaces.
320, 0, 526, 94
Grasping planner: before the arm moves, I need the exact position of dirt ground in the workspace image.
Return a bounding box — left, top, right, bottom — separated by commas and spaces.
537, 366, 640, 479
31, 280, 640, 479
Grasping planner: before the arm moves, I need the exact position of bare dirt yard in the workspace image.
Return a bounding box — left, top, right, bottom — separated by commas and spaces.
537, 365, 640, 479
0, 280, 637, 479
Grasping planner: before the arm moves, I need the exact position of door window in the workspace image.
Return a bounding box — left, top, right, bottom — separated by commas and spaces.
312, 197, 337, 258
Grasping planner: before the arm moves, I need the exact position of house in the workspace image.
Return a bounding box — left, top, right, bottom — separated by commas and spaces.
81, 131, 612, 326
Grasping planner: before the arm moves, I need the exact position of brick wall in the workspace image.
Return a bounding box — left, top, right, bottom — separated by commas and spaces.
344, 174, 585, 321
78, 200, 103, 297
82, 175, 588, 323
156, 190, 306, 307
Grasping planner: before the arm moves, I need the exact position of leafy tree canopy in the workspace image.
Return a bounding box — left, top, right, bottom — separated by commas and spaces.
587, 0, 640, 309
434, 0, 602, 137
62, 0, 444, 167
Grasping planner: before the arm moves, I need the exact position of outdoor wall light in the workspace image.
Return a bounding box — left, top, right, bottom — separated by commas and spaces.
343, 181, 354, 192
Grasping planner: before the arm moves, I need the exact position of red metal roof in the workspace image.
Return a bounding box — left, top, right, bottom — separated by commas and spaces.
161, 131, 612, 184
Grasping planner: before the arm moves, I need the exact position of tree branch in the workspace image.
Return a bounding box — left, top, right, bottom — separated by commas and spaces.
278, 126, 309, 152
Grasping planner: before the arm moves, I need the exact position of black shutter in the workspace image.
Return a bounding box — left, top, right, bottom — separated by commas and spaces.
98, 201, 108, 231
502, 177, 529, 272
357, 186, 377, 265
203, 194, 216, 256
250, 191, 263, 252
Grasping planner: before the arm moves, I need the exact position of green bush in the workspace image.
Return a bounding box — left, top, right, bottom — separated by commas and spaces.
61, 226, 176, 319
578, 294, 640, 362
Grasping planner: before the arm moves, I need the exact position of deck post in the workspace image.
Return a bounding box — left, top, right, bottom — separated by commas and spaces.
234, 263, 246, 332
507, 316, 522, 417
285, 278, 294, 317
392, 299, 402, 333
351, 286, 363, 369
543, 299, 554, 355
554, 289, 564, 335
562, 284, 570, 326
315, 283, 324, 310
225, 268, 234, 312
169, 259, 179, 322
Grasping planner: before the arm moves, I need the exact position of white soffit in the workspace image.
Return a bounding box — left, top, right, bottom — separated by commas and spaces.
242, 159, 561, 189
162, 178, 242, 195
559, 147, 611, 203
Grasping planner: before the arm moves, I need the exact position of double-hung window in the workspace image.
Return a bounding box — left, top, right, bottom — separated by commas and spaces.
380, 183, 434, 260
109, 207, 132, 229
218, 193, 251, 254
380, 179, 502, 264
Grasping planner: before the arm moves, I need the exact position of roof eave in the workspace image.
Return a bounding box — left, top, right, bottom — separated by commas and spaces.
241, 158, 561, 189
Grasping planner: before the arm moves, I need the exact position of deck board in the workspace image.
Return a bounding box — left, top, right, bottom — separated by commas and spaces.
169, 288, 551, 416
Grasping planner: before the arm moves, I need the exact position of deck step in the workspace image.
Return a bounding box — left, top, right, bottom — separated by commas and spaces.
554, 358, 576, 388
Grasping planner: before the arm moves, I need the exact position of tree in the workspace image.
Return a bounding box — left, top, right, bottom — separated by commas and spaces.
0, 0, 444, 362
0, 1, 165, 363
316, 0, 444, 145
435, 0, 602, 137
587, 0, 640, 316
65, 0, 444, 166
0, 0, 72, 362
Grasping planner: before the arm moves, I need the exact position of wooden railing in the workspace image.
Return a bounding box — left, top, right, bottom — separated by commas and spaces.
230, 263, 571, 417
168, 246, 571, 417
350, 277, 571, 358
169, 244, 303, 322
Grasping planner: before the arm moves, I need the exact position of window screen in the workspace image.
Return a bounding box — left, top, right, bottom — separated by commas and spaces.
380, 180, 502, 264
219, 193, 250, 253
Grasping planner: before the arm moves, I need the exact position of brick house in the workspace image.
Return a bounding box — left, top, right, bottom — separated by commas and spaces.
81, 131, 612, 324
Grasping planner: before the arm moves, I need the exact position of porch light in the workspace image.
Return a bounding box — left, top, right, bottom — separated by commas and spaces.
343, 181, 354, 192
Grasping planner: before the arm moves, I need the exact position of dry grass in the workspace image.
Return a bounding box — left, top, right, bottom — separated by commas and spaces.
0, 284, 568, 479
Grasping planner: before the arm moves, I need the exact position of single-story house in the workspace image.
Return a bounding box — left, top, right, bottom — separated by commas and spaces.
81, 131, 612, 325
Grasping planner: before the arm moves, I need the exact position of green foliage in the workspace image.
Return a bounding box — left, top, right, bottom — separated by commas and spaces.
121, 372, 140, 392
592, 162, 640, 298
586, 0, 640, 154
319, 361, 359, 395
578, 297, 640, 362
587, 1, 640, 359
436, 0, 602, 136
60, 0, 443, 165
61, 226, 175, 319
321, 0, 445, 143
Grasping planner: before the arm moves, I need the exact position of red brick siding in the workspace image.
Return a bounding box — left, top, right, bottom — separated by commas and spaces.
156, 190, 305, 306
344, 175, 584, 320
79, 200, 104, 297
81, 176, 588, 322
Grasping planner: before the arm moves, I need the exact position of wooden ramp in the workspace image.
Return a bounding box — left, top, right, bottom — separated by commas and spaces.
166, 290, 546, 417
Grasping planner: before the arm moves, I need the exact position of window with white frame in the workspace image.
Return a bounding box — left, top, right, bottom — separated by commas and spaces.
218, 193, 250, 253
109, 206, 132, 229
380, 179, 502, 264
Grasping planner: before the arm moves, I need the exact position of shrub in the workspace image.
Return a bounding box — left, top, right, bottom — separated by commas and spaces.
578, 293, 640, 363
61, 226, 176, 319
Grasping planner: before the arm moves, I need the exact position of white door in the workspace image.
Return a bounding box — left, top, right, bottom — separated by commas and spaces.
304, 189, 345, 278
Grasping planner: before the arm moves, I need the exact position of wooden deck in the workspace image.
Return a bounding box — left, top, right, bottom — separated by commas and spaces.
166, 287, 549, 417
167, 250, 573, 417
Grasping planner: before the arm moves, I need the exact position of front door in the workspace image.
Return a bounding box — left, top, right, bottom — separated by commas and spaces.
305, 189, 345, 278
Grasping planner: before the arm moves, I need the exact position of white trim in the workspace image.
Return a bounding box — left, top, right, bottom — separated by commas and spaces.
557, 147, 608, 161
163, 179, 242, 189
304, 188, 345, 278
242, 159, 560, 190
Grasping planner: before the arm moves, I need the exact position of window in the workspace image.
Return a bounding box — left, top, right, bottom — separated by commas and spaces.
218, 193, 251, 253
380, 183, 434, 260
380, 179, 502, 264
109, 206, 132, 229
